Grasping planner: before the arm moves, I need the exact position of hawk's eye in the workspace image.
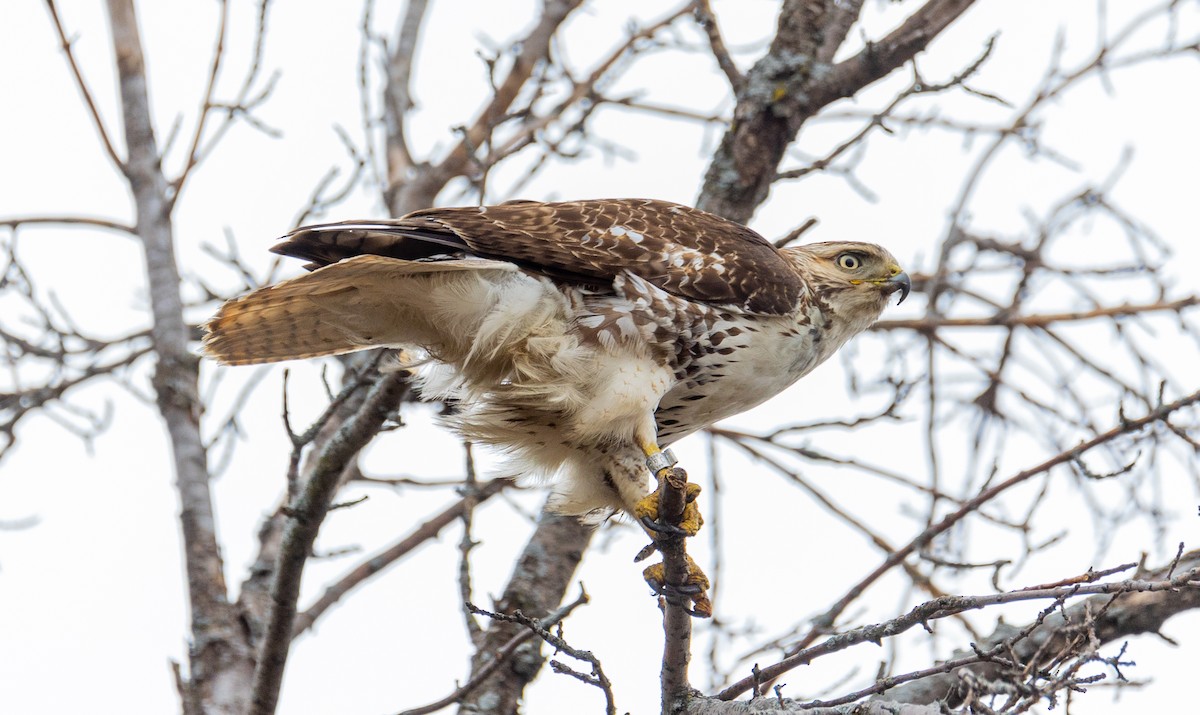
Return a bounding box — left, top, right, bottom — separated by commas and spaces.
836, 253, 862, 271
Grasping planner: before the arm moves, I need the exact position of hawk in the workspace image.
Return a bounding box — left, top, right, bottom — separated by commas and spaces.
205, 198, 909, 612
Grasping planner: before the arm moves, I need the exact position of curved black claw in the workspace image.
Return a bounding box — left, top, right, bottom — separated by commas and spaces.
652, 586, 710, 617
647, 580, 706, 597
642, 556, 713, 618
640, 515, 691, 537
647, 577, 708, 617
633, 541, 658, 563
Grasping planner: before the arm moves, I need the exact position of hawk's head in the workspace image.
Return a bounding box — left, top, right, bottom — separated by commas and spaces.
786, 241, 910, 327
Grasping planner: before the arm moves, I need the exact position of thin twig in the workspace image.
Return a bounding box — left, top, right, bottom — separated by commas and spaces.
873, 296, 1200, 331
692, 0, 744, 93
398, 589, 591, 715
43, 0, 125, 169
292, 478, 510, 638
718, 388, 1200, 700
171, 0, 229, 197
0, 215, 136, 236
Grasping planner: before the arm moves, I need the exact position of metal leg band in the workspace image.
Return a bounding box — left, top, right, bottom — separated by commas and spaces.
645, 448, 677, 473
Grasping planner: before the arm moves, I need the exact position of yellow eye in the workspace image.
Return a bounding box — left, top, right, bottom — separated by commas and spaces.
836, 253, 862, 270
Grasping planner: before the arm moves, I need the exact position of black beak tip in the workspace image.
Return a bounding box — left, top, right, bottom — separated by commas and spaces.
890, 271, 912, 305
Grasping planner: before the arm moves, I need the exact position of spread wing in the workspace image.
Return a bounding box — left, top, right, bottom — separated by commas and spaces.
272, 198, 804, 315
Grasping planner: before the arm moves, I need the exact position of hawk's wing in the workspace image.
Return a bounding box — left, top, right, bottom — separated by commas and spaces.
273, 198, 804, 315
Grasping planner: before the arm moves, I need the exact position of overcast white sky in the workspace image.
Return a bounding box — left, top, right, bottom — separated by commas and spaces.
2, 1, 1198, 713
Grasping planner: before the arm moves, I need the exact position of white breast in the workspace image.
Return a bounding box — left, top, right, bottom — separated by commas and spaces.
655, 313, 828, 443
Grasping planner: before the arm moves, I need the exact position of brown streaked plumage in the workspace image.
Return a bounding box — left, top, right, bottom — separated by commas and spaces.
204, 198, 910, 523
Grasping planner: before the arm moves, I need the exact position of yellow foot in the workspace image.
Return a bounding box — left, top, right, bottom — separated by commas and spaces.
643, 554, 713, 618
633, 478, 703, 536
633, 466, 710, 618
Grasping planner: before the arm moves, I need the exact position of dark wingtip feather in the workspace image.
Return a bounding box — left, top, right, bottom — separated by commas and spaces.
270, 221, 470, 270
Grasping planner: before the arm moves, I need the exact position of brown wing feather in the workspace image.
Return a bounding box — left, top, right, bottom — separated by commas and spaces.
273, 199, 803, 315
270, 220, 468, 270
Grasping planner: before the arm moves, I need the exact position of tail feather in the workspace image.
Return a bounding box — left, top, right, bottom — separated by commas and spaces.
203, 255, 520, 365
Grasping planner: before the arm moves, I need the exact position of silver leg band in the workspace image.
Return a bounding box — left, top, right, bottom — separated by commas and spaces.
645, 448, 678, 473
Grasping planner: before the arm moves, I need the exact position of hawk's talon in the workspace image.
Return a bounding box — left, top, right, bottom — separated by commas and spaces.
636, 472, 711, 617
633, 481, 704, 538
640, 515, 691, 537
633, 541, 658, 563
649, 580, 705, 597
642, 557, 713, 619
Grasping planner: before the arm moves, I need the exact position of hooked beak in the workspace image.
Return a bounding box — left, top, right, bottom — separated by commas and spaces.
886, 271, 911, 305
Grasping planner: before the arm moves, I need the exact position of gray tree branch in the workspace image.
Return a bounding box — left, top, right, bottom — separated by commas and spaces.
455, 508, 593, 715
882, 550, 1200, 707
103, 1, 255, 712
697, 0, 977, 223
382, 0, 429, 180
387, 0, 585, 212
250, 371, 411, 715
291, 477, 512, 638
717, 388, 1200, 700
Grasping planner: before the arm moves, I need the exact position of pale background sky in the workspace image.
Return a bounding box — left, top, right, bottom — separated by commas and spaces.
1, 1, 1198, 713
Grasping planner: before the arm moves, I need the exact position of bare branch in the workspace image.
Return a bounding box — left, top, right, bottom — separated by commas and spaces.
388, 0, 585, 212
167, 1, 275, 200
170, 0, 229, 198
692, 0, 744, 93
382, 0, 429, 182
0, 216, 136, 236
43, 0, 125, 169
398, 589, 590, 715
939, 0, 1197, 275
699, 0, 978, 222
458, 443, 484, 643
717, 389, 1200, 700
250, 371, 410, 715
724, 561, 1197, 705
0, 344, 151, 458
103, 1, 255, 710
815, 0, 865, 64
777, 37, 999, 182
652, 467, 705, 712
468, 594, 616, 715
292, 477, 511, 638
882, 550, 1200, 707
451, 3, 695, 203
455, 506, 593, 714
874, 296, 1200, 331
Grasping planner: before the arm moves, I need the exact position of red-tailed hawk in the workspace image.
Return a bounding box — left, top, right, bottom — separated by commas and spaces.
205, 198, 909, 611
